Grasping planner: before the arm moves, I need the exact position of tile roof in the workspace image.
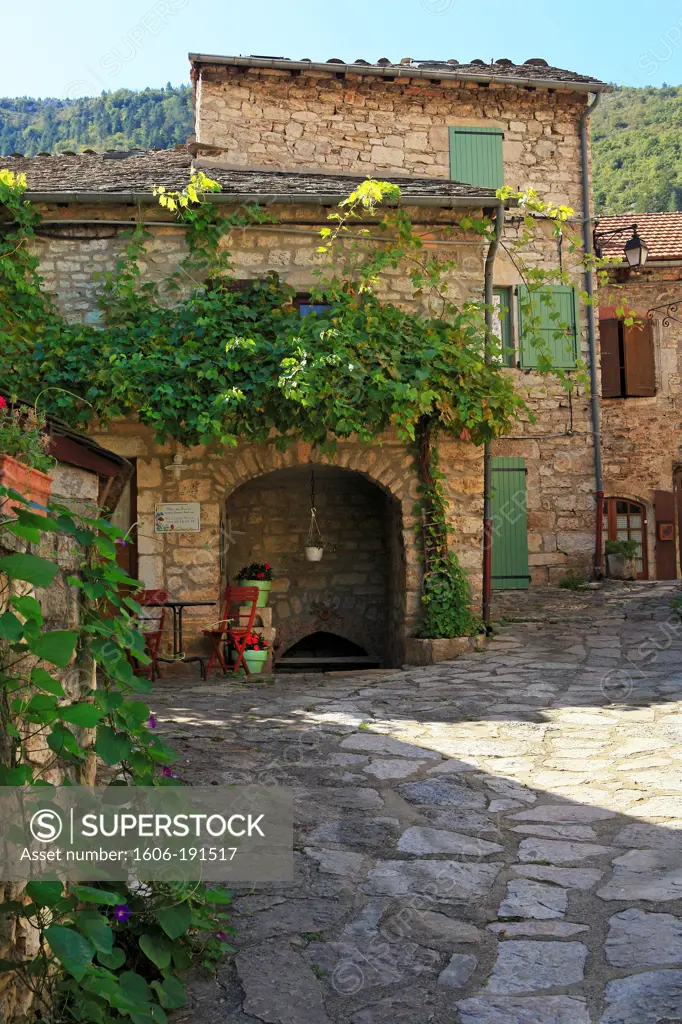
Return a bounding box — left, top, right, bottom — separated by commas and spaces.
190, 53, 609, 91
595, 212, 682, 262
1, 147, 499, 204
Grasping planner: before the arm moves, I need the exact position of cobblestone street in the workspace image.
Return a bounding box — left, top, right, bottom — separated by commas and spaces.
153, 582, 682, 1024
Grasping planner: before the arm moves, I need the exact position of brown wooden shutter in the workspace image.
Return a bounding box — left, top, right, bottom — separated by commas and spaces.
623, 320, 655, 396
654, 489, 677, 580
599, 319, 622, 397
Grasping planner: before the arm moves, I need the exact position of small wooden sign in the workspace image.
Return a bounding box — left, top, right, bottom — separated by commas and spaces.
154, 502, 201, 533
658, 521, 675, 542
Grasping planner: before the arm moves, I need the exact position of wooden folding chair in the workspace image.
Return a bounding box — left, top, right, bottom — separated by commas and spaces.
137, 589, 170, 681
202, 585, 259, 677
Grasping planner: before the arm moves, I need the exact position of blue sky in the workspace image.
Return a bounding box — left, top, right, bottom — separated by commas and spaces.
5, 0, 682, 98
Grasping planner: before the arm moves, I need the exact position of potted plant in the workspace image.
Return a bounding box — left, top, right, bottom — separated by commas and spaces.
605, 539, 639, 580
236, 561, 273, 607
305, 543, 324, 562
231, 632, 269, 674
0, 397, 53, 516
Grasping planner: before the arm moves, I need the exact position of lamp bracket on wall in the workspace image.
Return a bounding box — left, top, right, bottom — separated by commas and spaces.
593, 223, 648, 269
646, 301, 682, 328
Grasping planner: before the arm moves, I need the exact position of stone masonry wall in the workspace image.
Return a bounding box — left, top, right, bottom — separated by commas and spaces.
87, 426, 483, 660
599, 266, 682, 579
196, 66, 588, 208
30, 197, 597, 585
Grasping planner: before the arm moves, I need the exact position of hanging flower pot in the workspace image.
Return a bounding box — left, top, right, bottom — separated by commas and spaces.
305, 470, 324, 563
235, 562, 273, 607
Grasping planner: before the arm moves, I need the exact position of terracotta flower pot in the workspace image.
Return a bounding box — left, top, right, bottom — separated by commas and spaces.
0, 455, 53, 517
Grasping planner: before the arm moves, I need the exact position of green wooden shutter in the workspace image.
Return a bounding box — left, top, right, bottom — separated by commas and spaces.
449, 127, 504, 188
518, 285, 578, 369
491, 457, 529, 590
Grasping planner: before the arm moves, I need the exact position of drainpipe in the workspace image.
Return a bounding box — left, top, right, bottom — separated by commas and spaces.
579, 92, 604, 577
482, 206, 504, 626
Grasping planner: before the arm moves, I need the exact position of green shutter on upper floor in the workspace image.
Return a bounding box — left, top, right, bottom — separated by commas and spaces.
517, 284, 578, 369
448, 127, 504, 189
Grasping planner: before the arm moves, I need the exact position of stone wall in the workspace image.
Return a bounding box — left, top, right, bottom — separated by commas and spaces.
88, 426, 484, 659
195, 65, 588, 208
599, 266, 682, 579
29, 199, 597, 586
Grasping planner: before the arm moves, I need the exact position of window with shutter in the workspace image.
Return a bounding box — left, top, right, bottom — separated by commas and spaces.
597, 314, 655, 398
623, 320, 655, 396
449, 127, 504, 189
517, 285, 578, 369
599, 318, 623, 397
492, 286, 514, 367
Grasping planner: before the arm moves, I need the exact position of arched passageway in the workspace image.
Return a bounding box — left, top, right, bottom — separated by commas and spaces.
223, 464, 406, 668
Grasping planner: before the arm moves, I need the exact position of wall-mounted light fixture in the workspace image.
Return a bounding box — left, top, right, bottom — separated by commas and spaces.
594, 223, 648, 269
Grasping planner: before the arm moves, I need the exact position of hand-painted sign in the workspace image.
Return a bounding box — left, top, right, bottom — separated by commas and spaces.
154, 502, 201, 533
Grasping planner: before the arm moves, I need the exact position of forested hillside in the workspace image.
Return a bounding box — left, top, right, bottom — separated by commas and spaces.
591, 86, 682, 214
0, 85, 193, 156
2, 82, 682, 216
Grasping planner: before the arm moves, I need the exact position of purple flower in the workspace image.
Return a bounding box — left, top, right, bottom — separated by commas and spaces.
162, 767, 172, 778
113, 904, 131, 923
217, 931, 229, 942
115, 537, 127, 547
148, 714, 157, 729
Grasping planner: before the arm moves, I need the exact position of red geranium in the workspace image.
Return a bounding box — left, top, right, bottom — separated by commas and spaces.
0, 397, 7, 411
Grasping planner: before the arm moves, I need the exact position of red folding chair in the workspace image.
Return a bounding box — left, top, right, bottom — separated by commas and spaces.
137, 589, 170, 681
202, 586, 259, 677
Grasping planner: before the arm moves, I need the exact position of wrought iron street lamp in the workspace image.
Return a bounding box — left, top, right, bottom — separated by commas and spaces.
593, 223, 648, 269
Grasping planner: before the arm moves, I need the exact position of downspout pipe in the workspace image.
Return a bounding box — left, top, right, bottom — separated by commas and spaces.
482, 206, 504, 626
579, 92, 604, 577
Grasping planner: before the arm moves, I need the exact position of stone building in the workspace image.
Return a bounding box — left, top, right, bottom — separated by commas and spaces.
1, 53, 611, 664
596, 211, 682, 580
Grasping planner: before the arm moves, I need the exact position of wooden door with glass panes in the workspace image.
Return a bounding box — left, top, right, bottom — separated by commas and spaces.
603, 498, 647, 579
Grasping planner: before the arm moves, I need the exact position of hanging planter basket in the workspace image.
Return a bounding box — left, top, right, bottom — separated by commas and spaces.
305, 470, 324, 562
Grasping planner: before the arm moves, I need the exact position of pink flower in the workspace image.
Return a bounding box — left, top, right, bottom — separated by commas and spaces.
0, 397, 7, 412
217, 930, 229, 941
162, 767, 172, 778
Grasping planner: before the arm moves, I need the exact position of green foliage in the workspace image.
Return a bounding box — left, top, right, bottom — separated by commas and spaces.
592, 85, 682, 213
0, 399, 53, 472
558, 571, 590, 590
0, 166, 601, 645
415, 432, 482, 638
0, 86, 193, 157
605, 538, 638, 558
0, 491, 232, 1021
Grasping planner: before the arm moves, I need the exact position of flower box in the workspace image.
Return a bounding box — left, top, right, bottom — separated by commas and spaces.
0, 454, 53, 517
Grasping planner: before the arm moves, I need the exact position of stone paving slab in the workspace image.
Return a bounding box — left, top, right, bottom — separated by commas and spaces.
154, 581, 682, 1023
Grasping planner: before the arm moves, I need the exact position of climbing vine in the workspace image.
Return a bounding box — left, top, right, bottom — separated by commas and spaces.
0, 166, 617, 641
0, 488, 233, 1021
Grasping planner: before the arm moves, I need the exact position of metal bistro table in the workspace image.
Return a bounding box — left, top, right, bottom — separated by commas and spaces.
143, 600, 216, 679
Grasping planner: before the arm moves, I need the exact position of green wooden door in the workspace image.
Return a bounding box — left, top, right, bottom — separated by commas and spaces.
491, 457, 530, 590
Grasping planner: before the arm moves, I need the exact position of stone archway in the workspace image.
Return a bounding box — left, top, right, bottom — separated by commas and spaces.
223, 463, 407, 667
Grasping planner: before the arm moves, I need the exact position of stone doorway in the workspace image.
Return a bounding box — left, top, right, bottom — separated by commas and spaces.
223, 465, 406, 668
